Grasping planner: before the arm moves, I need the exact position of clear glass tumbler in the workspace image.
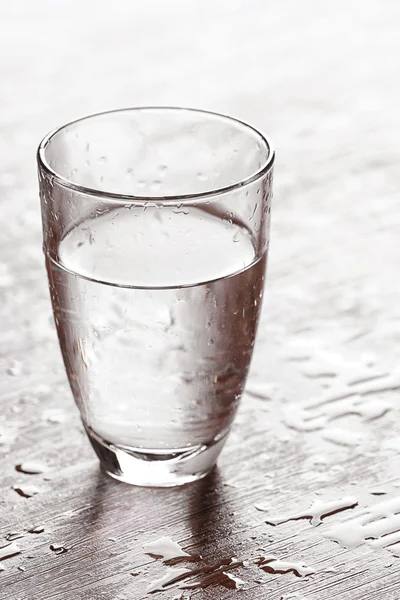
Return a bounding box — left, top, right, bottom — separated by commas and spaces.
37, 107, 274, 487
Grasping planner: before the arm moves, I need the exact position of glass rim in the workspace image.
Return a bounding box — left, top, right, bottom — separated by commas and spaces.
37, 106, 275, 204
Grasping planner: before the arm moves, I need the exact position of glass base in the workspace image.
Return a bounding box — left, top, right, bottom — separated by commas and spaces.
84, 424, 229, 487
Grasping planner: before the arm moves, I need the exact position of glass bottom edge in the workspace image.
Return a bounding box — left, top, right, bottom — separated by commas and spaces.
84, 423, 230, 487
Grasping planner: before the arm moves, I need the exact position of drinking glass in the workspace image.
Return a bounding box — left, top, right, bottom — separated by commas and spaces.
37, 107, 274, 487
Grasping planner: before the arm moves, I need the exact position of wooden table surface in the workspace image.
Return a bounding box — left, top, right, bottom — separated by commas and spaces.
1, 1, 400, 598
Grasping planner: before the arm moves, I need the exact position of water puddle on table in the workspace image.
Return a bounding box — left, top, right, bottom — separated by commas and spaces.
144, 538, 316, 594
180, 569, 246, 591
324, 495, 400, 554
256, 556, 315, 577
0, 542, 21, 561
256, 496, 358, 526
143, 536, 193, 562
283, 383, 391, 433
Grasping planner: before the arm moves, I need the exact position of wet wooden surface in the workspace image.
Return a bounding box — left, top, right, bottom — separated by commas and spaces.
1, 1, 400, 598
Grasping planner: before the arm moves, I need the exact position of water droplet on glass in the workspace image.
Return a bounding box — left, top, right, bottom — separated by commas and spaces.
232, 229, 241, 243
197, 172, 207, 181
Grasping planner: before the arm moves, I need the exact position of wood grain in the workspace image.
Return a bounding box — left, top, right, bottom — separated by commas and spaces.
1, 1, 400, 598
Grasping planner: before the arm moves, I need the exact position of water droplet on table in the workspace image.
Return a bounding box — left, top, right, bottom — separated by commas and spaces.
50, 544, 68, 555
12, 484, 40, 498
245, 381, 278, 401
29, 526, 44, 534
16, 461, 46, 474
143, 536, 191, 561
5, 532, 24, 541
42, 408, 66, 424
321, 428, 363, 447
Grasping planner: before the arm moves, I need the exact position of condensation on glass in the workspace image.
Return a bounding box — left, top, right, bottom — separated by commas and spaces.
37, 107, 275, 487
